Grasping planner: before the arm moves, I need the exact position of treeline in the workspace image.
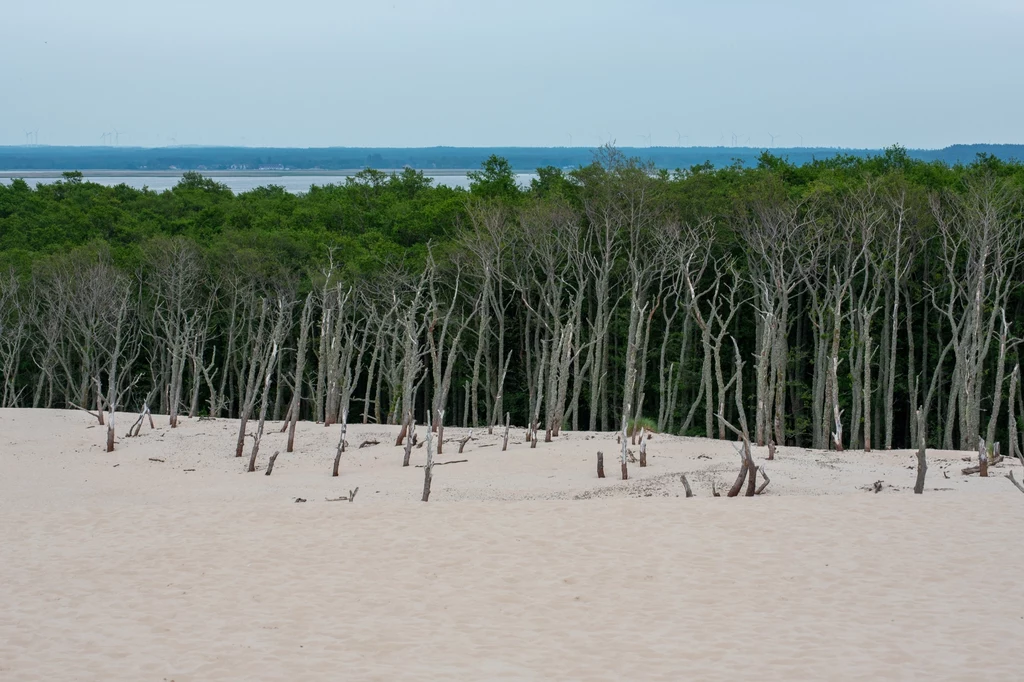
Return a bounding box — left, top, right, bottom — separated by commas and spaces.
1, 147, 1023, 455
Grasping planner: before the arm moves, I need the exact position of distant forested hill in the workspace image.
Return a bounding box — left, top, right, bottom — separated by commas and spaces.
1, 144, 1021, 172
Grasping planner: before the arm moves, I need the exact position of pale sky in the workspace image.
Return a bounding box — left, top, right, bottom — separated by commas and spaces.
2, 0, 1022, 148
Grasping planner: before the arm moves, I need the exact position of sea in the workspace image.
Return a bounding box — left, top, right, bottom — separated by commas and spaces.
0, 172, 539, 194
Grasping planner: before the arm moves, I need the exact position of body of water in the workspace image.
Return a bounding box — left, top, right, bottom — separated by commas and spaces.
0, 172, 539, 194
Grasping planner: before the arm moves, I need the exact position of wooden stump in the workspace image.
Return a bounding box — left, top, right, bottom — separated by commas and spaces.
501, 412, 510, 451
621, 461, 628, 481
639, 432, 647, 467
680, 474, 693, 498
265, 451, 280, 476
597, 451, 605, 478
979, 437, 989, 478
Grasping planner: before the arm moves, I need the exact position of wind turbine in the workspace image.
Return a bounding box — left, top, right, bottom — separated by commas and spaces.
567, 133, 573, 147
32, 129, 39, 144
768, 132, 782, 147
113, 129, 122, 145
797, 132, 804, 146
675, 130, 688, 147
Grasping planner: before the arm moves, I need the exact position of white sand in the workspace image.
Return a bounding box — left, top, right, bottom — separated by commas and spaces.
1, 408, 1022, 680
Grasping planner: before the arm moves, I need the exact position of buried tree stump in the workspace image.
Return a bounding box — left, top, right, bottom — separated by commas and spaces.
265, 451, 280, 476
597, 451, 605, 478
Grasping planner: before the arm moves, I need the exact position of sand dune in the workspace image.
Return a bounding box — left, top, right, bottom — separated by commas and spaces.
1, 408, 1022, 680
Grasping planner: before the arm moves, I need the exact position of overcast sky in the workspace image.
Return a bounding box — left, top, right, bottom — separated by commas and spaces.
2, 0, 1021, 148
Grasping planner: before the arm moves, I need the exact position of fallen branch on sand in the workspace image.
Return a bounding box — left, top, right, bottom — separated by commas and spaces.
415, 459, 467, 468
680, 474, 693, 498
1007, 471, 1024, 494
148, 457, 164, 463
358, 439, 380, 449
326, 487, 360, 502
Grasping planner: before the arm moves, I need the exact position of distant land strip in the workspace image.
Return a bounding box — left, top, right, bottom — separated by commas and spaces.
0, 144, 1021, 172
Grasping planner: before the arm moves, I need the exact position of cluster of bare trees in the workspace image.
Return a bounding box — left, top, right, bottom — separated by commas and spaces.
1, 165, 1022, 458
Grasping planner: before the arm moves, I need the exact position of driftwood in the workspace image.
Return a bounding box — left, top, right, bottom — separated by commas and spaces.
457, 430, 473, 454
711, 481, 720, 497
1007, 470, 1024, 494
326, 487, 360, 502
358, 439, 380, 449
415, 459, 467, 467
597, 451, 605, 478
979, 437, 989, 477
148, 457, 164, 463
872, 480, 883, 493
680, 474, 693, 497
264, 451, 280, 476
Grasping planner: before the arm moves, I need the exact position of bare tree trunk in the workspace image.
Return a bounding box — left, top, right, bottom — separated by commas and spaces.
914, 408, 927, 494
286, 293, 315, 452
247, 342, 280, 473
402, 417, 416, 467
620, 409, 629, 480
422, 411, 435, 501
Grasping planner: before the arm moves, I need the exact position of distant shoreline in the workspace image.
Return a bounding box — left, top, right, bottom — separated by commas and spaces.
0, 169, 483, 179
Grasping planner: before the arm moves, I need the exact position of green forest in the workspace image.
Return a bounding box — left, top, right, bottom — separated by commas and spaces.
1, 146, 1023, 457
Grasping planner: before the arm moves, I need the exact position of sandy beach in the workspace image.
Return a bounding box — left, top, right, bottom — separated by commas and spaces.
2, 408, 1022, 681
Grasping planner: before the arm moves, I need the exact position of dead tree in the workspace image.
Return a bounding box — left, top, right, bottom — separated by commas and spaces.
394, 268, 429, 445
332, 408, 349, 477
146, 237, 207, 428
620, 409, 629, 480
597, 451, 605, 478
680, 474, 693, 497
235, 297, 289, 459
425, 259, 476, 454
457, 430, 473, 454
402, 416, 416, 467
932, 178, 1023, 450
639, 429, 648, 467
0, 270, 29, 408
284, 292, 315, 452
501, 412, 510, 451
718, 338, 757, 497
422, 410, 435, 501
914, 408, 927, 494
248, 339, 281, 473
742, 193, 805, 448
98, 269, 141, 452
